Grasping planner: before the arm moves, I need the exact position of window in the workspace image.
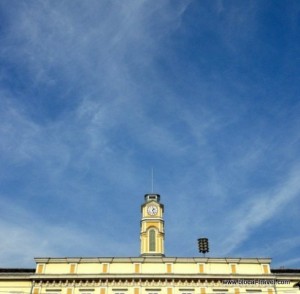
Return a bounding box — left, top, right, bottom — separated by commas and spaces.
45, 290, 61, 294
79, 289, 94, 294
113, 288, 127, 294
213, 289, 228, 294
146, 288, 160, 294
149, 229, 156, 251
179, 288, 194, 294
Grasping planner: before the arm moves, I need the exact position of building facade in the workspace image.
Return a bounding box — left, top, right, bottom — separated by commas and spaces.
0, 194, 299, 294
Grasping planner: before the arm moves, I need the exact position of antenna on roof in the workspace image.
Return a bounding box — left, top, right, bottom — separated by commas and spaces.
151, 168, 154, 193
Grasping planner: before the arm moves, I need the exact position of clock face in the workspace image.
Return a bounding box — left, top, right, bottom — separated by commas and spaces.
147, 205, 158, 215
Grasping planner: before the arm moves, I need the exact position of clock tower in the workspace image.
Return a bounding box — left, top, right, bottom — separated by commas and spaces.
140, 194, 165, 257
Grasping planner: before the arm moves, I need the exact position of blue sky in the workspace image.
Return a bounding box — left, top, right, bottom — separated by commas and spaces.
0, 0, 300, 268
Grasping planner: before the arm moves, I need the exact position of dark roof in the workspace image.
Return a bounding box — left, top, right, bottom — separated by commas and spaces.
0, 268, 35, 273
271, 269, 300, 273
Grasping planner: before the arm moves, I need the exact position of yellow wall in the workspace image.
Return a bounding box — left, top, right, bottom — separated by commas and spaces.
35, 258, 272, 275
0, 280, 32, 293
1, 261, 299, 294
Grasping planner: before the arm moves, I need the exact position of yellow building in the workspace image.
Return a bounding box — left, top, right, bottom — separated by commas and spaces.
0, 194, 299, 294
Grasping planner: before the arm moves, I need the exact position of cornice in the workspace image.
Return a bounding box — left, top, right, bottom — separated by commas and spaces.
31, 274, 300, 288
32, 273, 279, 280
34, 257, 272, 264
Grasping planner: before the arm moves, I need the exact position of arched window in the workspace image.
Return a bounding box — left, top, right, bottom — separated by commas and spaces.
149, 229, 156, 252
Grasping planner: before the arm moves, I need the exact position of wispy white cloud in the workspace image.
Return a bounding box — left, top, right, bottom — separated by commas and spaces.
0, 195, 137, 267
220, 164, 300, 254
